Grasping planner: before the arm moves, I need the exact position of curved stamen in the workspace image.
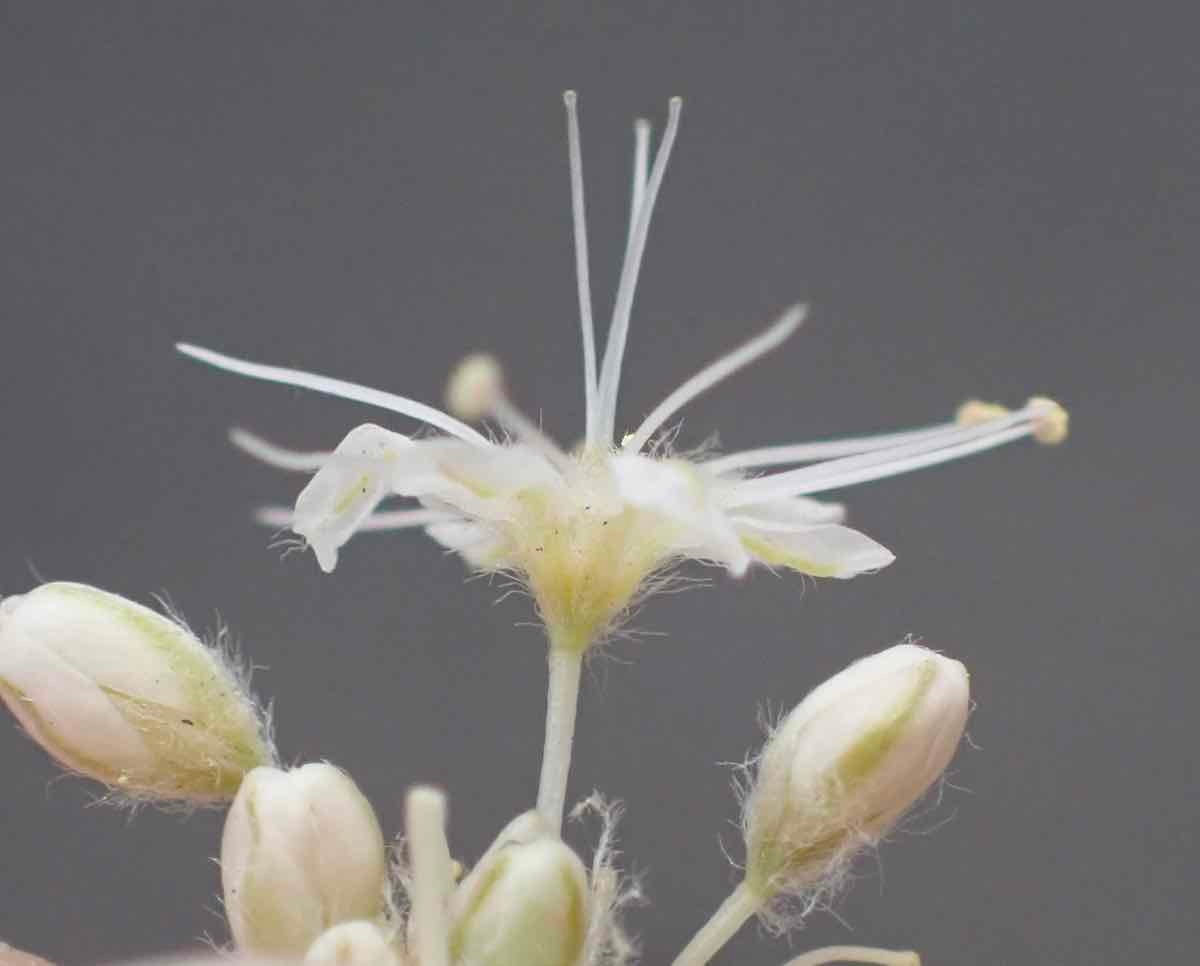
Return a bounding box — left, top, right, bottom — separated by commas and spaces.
177, 343, 492, 447
724, 401, 1061, 505
706, 421, 973, 474
782, 946, 920, 966
624, 304, 805, 452
596, 96, 683, 444
254, 505, 455, 531
229, 427, 330, 472
564, 91, 599, 444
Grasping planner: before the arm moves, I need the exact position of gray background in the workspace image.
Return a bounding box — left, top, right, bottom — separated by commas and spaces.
1, 3, 1196, 964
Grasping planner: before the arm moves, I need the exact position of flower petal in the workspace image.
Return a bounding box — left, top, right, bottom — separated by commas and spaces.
292, 424, 413, 572
425, 520, 509, 570
611, 454, 751, 575
737, 522, 894, 578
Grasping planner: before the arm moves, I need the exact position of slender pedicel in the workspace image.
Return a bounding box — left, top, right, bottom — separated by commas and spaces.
624, 304, 806, 452
406, 786, 454, 966
176, 343, 492, 446
564, 91, 599, 445
596, 97, 683, 444
723, 398, 1066, 504
535, 647, 584, 833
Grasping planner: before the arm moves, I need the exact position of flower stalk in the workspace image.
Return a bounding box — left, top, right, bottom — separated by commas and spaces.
537, 646, 585, 832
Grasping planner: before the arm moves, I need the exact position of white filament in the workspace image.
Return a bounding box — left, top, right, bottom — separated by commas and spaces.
177, 343, 491, 447
704, 421, 967, 474
229, 427, 331, 472
782, 947, 920, 966
628, 118, 651, 251
254, 506, 455, 531
725, 409, 1036, 505
564, 91, 599, 445
624, 304, 805, 452
596, 97, 683, 444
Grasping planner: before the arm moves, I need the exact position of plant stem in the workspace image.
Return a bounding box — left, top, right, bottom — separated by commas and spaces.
670, 880, 762, 966
536, 646, 584, 832
783, 947, 921, 966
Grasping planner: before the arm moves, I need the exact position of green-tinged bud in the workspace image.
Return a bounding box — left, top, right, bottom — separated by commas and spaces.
449, 817, 589, 966
222, 763, 388, 956
744, 643, 969, 899
0, 582, 274, 802
306, 921, 401, 966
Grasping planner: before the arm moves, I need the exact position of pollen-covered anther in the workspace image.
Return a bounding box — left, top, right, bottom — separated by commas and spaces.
1027, 395, 1069, 445
954, 398, 1010, 426
446, 353, 505, 422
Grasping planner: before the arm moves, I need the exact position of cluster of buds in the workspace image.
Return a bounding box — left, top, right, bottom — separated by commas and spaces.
0, 579, 969, 966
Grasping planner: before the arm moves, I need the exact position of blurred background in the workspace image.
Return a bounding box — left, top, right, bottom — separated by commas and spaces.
1, 3, 1196, 964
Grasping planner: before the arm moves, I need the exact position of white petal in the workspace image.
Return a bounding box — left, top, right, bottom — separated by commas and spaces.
737, 522, 894, 578
425, 520, 508, 570
611, 454, 750, 574
728, 495, 847, 527
292, 424, 414, 572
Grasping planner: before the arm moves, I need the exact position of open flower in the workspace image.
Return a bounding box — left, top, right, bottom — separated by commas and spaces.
178, 93, 1066, 654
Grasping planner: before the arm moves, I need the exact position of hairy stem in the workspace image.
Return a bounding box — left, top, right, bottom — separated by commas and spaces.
670, 880, 762, 966
536, 646, 584, 832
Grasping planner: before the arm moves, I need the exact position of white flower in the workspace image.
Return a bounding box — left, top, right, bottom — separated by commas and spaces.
177, 93, 1067, 652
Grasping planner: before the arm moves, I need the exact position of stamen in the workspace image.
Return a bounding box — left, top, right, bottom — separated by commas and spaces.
254, 506, 455, 531
627, 118, 651, 250
176, 343, 492, 447
782, 945, 921, 966
596, 96, 683, 444
709, 398, 1037, 475
624, 304, 806, 452
445, 353, 571, 464
723, 400, 1063, 505
564, 91, 599, 444
229, 427, 330, 472
704, 422, 962, 474
1027, 395, 1069, 444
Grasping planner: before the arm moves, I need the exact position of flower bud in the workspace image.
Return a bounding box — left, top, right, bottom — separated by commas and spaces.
449, 822, 589, 966
744, 643, 969, 898
222, 763, 388, 956
305, 921, 400, 966
0, 582, 274, 802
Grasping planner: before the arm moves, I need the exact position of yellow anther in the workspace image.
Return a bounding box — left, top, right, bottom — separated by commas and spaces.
446, 353, 504, 421
955, 399, 1010, 427
1027, 396, 1069, 445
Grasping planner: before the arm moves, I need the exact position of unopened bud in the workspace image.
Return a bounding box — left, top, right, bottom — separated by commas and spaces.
450, 822, 589, 966
305, 921, 400, 966
744, 643, 969, 898
445, 354, 503, 421
0, 582, 273, 802
222, 763, 388, 956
